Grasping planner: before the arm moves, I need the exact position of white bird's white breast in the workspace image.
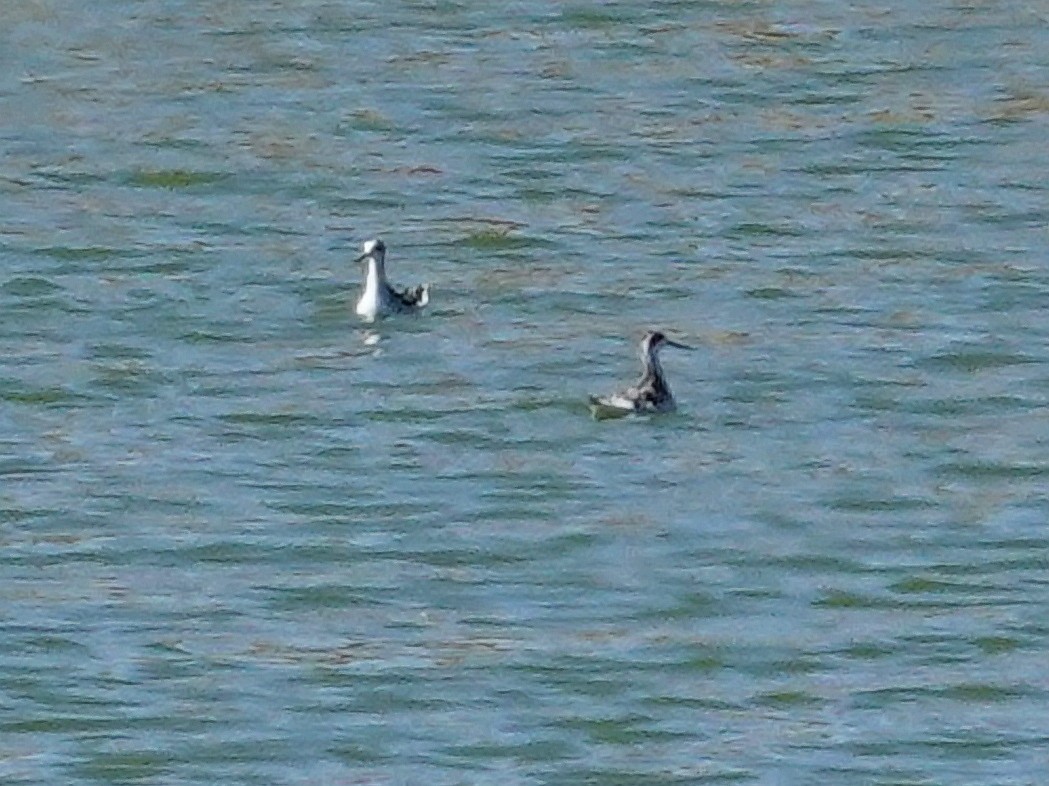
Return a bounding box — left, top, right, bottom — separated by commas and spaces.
355, 260, 384, 320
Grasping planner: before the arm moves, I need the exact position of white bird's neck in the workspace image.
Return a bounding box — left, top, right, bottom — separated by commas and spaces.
356, 255, 388, 319
363, 256, 386, 292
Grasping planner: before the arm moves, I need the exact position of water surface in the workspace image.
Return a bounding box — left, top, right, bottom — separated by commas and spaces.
3, 1, 1049, 784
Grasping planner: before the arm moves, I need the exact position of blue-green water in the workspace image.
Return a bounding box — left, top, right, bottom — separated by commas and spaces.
4, 2, 1049, 783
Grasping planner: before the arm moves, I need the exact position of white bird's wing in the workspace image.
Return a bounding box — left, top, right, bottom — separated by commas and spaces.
392, 283, 430, 309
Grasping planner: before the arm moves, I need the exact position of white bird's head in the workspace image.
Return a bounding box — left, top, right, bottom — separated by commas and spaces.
355, 238, 386, 264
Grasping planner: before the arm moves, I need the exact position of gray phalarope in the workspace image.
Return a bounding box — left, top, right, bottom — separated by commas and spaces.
354, 238, 430, 321
589, 330, 693, 418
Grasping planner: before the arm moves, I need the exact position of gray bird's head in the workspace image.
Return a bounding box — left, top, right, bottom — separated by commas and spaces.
641, 330, 692, 360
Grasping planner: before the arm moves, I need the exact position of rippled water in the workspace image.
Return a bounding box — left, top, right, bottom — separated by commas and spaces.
4, 1, 1049, 783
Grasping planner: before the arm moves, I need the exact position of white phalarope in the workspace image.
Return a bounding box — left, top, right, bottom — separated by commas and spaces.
589, 330, 693, 418
354, 238, 430, 321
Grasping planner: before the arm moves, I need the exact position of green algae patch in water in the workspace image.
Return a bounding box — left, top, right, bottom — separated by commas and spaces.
125, 168, 229, 189
341, 108, 396, 132
754, 689, 823, 708
458, 227, 535, 251
36, 246, 128, 262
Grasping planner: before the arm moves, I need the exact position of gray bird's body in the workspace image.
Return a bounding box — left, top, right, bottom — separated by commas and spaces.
589, 331, 692, 419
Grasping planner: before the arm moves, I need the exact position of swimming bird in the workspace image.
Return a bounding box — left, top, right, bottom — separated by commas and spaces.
354, 238, 430, 321
589, 330, 692, 418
